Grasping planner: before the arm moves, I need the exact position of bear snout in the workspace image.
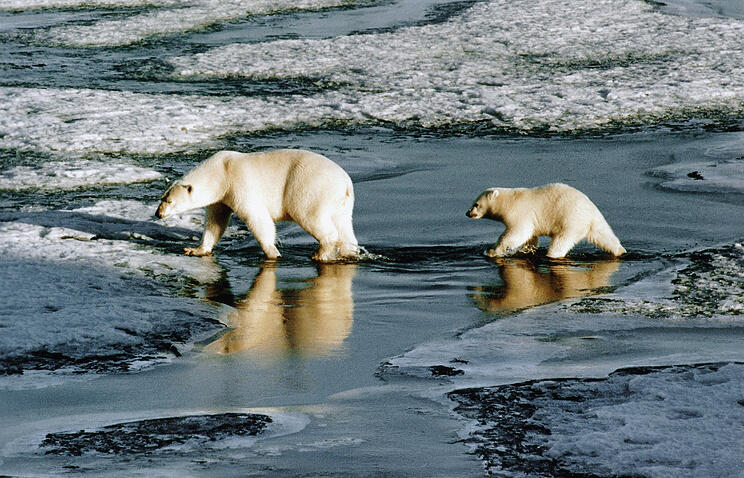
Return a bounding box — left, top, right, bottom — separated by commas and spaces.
155, 202, 169, 219
466, 207, 478, 219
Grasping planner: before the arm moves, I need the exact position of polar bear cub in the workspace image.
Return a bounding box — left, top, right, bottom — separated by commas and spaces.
156, 149, 359, 262
466, 183, 625, 259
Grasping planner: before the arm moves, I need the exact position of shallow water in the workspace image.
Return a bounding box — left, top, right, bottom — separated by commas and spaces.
1, 1, 743, 476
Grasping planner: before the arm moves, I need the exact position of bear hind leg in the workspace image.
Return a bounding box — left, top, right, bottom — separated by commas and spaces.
332, 211, 359, 258
546, 234, 578, 259
587, 222, 626, 256
297, 212, 341, 262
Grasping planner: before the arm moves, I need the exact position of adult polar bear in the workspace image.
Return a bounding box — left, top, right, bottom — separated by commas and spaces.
467, 183, 625, 259
156, 149, 359, 261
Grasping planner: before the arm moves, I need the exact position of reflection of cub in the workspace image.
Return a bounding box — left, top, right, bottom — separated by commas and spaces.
156, 149, 358, 261
467, 183, 626, 258
204, 263, 356, 359
470, 259, 619, 313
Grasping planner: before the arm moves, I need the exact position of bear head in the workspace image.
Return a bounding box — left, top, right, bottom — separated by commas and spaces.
466, 188, 499, 219
156, 181, 194, 219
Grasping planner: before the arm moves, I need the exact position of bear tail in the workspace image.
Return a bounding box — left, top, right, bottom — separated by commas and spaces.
587, 219, 626, 256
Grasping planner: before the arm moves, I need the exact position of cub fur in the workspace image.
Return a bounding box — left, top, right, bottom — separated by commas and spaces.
156, 149, 358, 261
466, 183, 626, 259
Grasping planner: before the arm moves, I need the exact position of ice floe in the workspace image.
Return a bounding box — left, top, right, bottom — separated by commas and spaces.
0, 87, 349, 155
568, 243, 744, 319
449, 362, 744, 478
0, 200, 223, 381
3, 1, 744, 156
380, 243, 744, 385
651, 158, 744, 194
0, 159, 162, 190
0, 0, 178, 10
169, 0, 744, 133
40, 412, 273, 455
16, 0, 363, 47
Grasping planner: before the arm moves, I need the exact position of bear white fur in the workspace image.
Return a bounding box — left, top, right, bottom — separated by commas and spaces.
156, 149, 358, 261
466, 183, 626, 259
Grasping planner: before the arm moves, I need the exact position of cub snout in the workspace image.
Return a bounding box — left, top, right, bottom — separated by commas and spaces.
466, 206, 480, 219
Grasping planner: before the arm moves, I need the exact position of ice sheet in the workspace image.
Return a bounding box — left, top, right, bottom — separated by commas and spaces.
0, 86, 350, 155
0, 0, 178, 9
0, 160, 162, 190
450, 362, 744, 478
28, 0, 363, 47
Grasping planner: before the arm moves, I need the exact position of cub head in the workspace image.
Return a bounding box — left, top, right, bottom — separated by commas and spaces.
466, 188, 499, 219
156, 181, 194, 219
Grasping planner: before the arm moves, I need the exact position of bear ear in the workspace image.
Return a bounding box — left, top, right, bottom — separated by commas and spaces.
488, 188, 499, 199
185, 184, 193, 194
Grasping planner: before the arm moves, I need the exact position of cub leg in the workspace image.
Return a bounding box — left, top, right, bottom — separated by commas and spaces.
486, 227, 534, 257
185, 203, 232, 256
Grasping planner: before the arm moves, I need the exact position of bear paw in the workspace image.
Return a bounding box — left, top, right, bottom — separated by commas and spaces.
484, 248, 507, 258
184, 247, 212, 256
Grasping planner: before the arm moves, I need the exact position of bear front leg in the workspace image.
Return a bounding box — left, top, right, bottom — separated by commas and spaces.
185, 203, 232, 256
486, 227, 534, 258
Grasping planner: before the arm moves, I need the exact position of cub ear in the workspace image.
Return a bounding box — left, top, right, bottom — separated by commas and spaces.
185, 184, 193, 194
487, 188, 499, 199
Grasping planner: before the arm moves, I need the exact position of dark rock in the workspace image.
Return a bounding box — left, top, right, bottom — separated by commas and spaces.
41, 413, 272, 456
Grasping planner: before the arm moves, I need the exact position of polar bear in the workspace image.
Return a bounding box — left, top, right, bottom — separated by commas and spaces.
156, 149, 359, 261
466, 183, 626, 259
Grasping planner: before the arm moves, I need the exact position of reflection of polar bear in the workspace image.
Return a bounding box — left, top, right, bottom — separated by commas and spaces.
469, 258, 619, 313
156, 149, 358, 261
467, 183, 626, 258
204, 263, 356, 359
